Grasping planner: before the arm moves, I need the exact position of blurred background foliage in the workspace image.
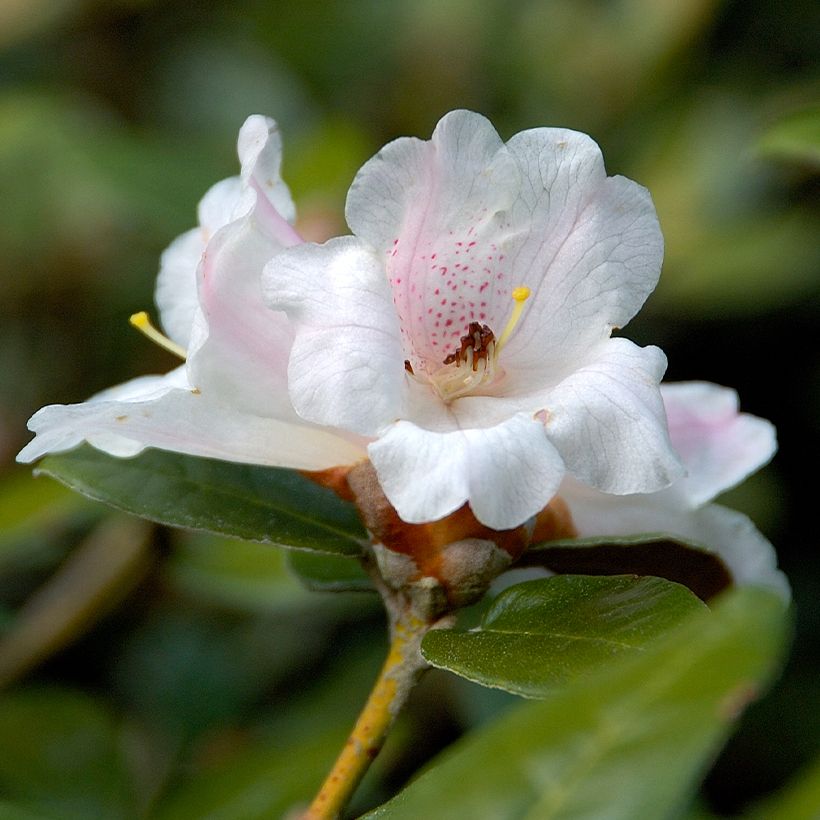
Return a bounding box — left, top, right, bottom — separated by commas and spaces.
0, 0, 817, 817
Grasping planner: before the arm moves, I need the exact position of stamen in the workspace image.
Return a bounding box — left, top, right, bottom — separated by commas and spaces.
129, 311, 187, 360
496, 286, 531, 352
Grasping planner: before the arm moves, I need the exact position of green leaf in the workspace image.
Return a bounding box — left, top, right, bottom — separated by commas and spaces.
758, 106, 820, 168
36, 446, 367, 555
368, 587, 789, 819
287, 550, 373, 592
522, 535, 733, 601
0, 689, 136, 820
422, 575, 706, 698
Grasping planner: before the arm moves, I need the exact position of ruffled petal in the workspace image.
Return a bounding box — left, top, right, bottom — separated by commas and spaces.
544, 338, 683, 494
155, 114, 298, 349
155, 178, 249, 349
558, 477, 789, 598
189, 212, 295, 419
345, 110, 521, 369
17, 367, 365, 470
661, 382, 777, 506
500, 128, 664, 376
368, 413, 565, 529
264, 236, 405, 436
344, 110, 662, 385
237, 115, 301, 247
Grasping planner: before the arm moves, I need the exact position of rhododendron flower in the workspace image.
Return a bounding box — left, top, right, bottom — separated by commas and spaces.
551, 382, 788, 596
19, 110, 682, 531
17, 116, 366, 471
264, 110, 681, 528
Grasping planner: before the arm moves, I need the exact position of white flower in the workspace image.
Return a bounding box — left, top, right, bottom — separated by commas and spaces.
263, 110, 681, 529
553, 382, 789, 596
17, 116, 366, 471
20, 110, 682, 532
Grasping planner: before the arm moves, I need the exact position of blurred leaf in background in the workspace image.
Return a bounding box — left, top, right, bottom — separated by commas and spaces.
0, 0, 817, 816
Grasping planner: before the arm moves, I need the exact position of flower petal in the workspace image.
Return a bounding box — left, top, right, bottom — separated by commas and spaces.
17, 367, 365, 470
345, 110, 521, 368
345, 111, 662, 382
544, 338, 683, 494
155, 112, 298, 349
155, 227, 205, 348
189, 212, 296, 419
368, 413, 565, 529
500, 129, 663, 375
237, 115, 301, 247
264, 236, 405, 436
661, 382, 777, 506
558, 477, 789, 598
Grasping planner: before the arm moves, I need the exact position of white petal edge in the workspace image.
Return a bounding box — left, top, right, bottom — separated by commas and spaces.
542, 337, 682, 494
661, 381, 777, 507
502, 129, 664, 373
189, 210, 295, 419
238, 114, 301, 246
264, 236, 405, 436
559, 477, 789, 599
155, 227, 205, 349
368, 413, 565, 529
17, 368, 366, 471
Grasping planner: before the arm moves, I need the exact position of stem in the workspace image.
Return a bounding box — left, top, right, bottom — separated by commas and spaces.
302, 575, 437, 819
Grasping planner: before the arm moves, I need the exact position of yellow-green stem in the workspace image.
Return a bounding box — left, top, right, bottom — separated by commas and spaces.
302, 607, 432, 820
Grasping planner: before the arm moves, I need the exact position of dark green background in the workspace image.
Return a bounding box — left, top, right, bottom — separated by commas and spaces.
0, 1, 817, 816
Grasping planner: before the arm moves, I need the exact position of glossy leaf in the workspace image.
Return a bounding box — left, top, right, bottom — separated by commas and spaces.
522, 535, 733, 601
368, 587, 789, 819
287, 550, 373, 593
422, 575, 706, 698
37, 446, 367, 555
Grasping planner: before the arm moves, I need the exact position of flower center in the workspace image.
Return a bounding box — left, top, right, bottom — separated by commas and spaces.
422, 287, 530, 402
129, 311, 187, 360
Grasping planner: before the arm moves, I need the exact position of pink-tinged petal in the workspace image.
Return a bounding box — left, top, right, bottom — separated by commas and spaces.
345, 110, 521, 370
661, 382, 777, 506
17, 367, 366, 470
155, 178, 249, 348
154, 113, 296, 351
368, 413, 565, 529
500, 130, 663, 375
264, 237, 405, 436
237, 115, 302, 247
558, 477, 789, 598
189, 213, 295, 419
344, 111, 661, 384
544, 338, 683, 494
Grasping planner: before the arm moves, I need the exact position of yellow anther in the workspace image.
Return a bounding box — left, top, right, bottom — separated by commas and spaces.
129, 311, 187, 360
496, 286, 531, 351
